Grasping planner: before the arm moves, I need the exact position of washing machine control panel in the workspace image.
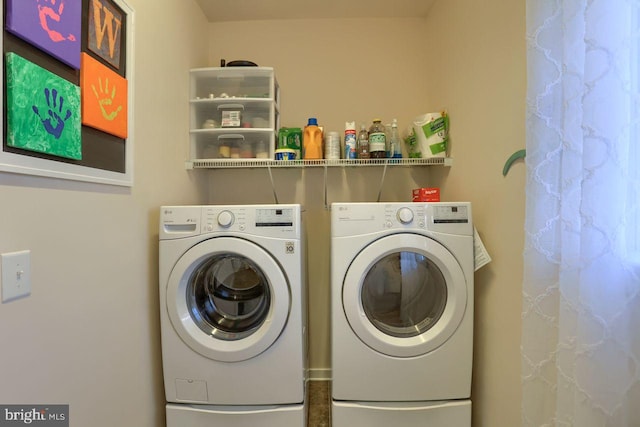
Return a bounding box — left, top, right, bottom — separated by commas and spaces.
201, 205, 299, 237
160, 205, 301, 239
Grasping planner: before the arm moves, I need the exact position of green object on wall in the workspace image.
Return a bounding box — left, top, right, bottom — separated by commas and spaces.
503, 149, 526, 176
5, 52, 82, 160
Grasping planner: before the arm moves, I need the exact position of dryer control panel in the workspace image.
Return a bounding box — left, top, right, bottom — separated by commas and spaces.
332, 202, 472, 237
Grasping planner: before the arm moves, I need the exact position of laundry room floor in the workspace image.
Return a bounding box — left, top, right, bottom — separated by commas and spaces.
308, 381, 331, 426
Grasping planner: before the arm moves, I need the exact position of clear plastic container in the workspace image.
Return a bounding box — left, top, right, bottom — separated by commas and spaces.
325, 131, 341, 160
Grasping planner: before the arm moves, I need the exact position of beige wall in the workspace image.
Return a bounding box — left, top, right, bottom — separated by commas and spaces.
0, 1, 208, 426
206, 0, 526, 426
423, 1, 526, 426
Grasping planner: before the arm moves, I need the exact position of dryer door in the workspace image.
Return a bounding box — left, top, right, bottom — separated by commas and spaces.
343, 233, 467, 358
166, 237, 290, 362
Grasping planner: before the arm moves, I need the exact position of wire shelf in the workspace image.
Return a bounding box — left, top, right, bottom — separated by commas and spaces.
186, 157, 452, 169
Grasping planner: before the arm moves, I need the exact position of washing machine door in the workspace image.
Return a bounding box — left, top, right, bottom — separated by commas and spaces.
343, 233, 467, 358
166, 237, 290, 362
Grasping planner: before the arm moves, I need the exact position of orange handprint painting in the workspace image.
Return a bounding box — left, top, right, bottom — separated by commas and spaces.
81, 53, 128, 138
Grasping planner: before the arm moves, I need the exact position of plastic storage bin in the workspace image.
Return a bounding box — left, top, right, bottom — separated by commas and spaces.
188, 67, 279, 165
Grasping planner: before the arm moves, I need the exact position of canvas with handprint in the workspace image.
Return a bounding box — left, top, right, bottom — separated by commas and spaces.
5, 0, 81, 69
5, 52, 82, 160
81, 53, 128, 138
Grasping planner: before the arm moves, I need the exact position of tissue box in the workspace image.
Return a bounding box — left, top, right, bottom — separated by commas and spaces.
412, 188, 440, 202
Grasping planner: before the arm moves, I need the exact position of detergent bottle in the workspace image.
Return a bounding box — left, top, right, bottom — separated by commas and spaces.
303, 118, 323, 159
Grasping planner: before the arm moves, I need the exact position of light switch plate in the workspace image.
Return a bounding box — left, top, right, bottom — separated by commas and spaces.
1, 250, 31, 303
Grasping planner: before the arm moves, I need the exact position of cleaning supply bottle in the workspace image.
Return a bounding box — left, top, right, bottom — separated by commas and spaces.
303, 118, 323, 159
345, 121, 357, 159
388, 118, 402, 158
357, 124, 370, 159
369, 119, 386, 158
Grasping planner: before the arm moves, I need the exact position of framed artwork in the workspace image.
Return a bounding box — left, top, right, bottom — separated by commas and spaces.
81, 53, 128, 138
6, 52, 82, 159
0, 0, 135, 187
87, 0, 123, 70
5, 0, 81, 69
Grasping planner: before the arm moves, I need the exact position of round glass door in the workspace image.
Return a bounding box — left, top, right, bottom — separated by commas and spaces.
187, 254, 270, 341
343, 233, 467, 358
361, 251, 447, 338
167, 237, 290, 362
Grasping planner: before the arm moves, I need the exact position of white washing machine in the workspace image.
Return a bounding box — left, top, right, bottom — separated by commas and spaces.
331, 202, 473, 427
159, 204, 307, 427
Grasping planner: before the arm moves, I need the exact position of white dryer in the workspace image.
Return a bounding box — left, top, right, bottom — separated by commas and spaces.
331, 202, 473, 427
159, 204, 307, 427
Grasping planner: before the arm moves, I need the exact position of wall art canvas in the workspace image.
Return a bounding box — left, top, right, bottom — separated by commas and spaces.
5, 53, 82, 160
5, 0, 81, 69
88, 0, 123, 70
81, 53, 128, 138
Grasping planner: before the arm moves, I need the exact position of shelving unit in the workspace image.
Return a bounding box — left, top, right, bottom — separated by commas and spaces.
187, 67, 452, 171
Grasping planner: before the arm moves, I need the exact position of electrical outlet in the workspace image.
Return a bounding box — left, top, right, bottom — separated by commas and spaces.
1, 250, 31, 303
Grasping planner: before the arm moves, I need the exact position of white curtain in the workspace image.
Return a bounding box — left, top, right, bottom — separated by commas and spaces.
523, 0, 640, 426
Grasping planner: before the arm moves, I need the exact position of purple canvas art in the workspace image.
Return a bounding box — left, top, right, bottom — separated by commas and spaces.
5, 0, 81, 69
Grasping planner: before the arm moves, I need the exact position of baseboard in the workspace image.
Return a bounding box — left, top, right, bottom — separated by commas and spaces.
308, 368, 332, 381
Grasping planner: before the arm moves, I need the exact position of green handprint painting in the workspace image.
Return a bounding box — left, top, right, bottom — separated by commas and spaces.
5, 52, 81, 160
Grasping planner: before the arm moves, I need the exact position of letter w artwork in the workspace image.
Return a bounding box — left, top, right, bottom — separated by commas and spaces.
88, 0, 124, 70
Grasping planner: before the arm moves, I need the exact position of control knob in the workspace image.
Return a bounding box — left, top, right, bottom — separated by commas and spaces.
396, 207, 414, 224
217, 210, 234, 228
